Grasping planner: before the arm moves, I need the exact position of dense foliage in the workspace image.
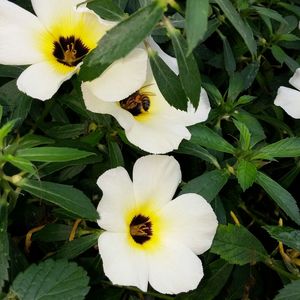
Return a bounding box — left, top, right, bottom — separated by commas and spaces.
1, 0, 300, 299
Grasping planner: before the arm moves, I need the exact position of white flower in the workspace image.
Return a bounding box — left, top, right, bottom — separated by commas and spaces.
0, 0, 148, 100
97, 155, 218, 294
82, 38, 211, 154
274, 68, 300, 119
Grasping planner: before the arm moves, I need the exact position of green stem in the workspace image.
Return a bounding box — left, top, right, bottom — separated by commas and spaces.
264, 258, 300, 280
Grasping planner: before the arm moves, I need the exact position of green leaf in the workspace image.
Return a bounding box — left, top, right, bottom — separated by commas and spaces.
185, 0, 209, 54
263, 225, 300, 252
0, 119, 18, 148
236, 160, 257, 191
107, 136, 124, 168
16, 147, 94, 162
33, 224, 72, 242
211, 224, 268, 265
274, 280, 300, 300
79, 0, 165, 81
10, 259, 90, 300
0, 197, 9, 291
218, 31, 236, 75
233, 119, 251, 150
148, 48, 188, 110
87, 0, 125, 21
18, 179, 99, 221
271, 45, 299, 72
4, 155, 36, 174
0, 65, 23, 78
214, 0, 257, 55
189, 124, 236, 154
18, 134, 54, 149
166, 20, 201, 108
55, 233, 99, 259
253, 6, 287, 24
256, 172, 300, 225
180, 170, 229, 202
252, 138, 300, 160
45, 124, 86, 139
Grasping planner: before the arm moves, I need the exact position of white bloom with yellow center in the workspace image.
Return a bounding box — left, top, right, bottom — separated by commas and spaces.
0, 0, 148, 100
97, 155, 218, 294
274, 68, 300, 119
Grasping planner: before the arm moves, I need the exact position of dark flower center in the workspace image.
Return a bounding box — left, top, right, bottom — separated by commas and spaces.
53, 36, 89, 67
120, 91, 150, 116
130, 214, 152, 244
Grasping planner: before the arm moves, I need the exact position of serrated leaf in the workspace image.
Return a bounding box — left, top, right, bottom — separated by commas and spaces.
180, 170, 229, 202
10, 259, 90, 300
148, 48, 188, 110
87, 0, 125, 21
185, 0, 209, 54
214, 0, 257, 55
189, 124, 236, 154
236, 160, 257, 191
16, 147, 94, 162
211, 224, 268, 265
55, 233, 99, 259
274, 280, 300, 300
233, 119, 251, 150
256, 172, 300, 225
166, 20, 201, 108
252, 138, 300, 160
79, 0, 165, 81
18, 179, 99, 221
263, 226, 300, 252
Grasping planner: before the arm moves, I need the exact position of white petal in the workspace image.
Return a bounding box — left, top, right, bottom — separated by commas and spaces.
97, 167, 135, 232
133, 155, 181, 209
0, 0, 45, 65
160, 193, 218, 255
148, 239, 203, 294
98, 232, 148, 291
274, 86, 300, 119
147, 37, 179, 75
81, 83, 135, 130
17, 62, 76, 100
85, 48, 148, 102
289, 68, 300, 91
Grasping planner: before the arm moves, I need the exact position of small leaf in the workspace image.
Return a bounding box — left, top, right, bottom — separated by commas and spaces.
16, 147, 94, 162
18, 179, 99, 221
0, 119, 18, 148
80, 0, 165, 81
87, 0, 125, 21
214, 0, 257, 55
263, 225, 300, 252
18, 134, 54, 149
107, 136, 124, 168
33, 224, 72, 242
10, 259, 90, 300
45, 124, 86, 139
4, 155, 36, 174
166, 20, 201, 108
253, 6, 287, 24
148, 48, 188, 110
189, 124, 236, 154
185, 0, 209, 54
256, 172, 300, 225
233, 119, 251, 150
271, 45, 299, 72
252, 138, 300, 160
218, 31, 236, 75
274, 280, 300, 300
236, 160, 257, 191
55, 233, 100, 259
180, 170, 229, 202
211, 224, 268, 265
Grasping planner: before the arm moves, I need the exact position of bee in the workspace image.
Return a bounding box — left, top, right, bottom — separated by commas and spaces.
120, 89, 154, 116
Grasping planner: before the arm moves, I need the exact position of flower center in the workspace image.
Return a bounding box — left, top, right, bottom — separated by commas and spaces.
130, 214, 152, 244
120, 91, 151, 116
53, 36, 89, 67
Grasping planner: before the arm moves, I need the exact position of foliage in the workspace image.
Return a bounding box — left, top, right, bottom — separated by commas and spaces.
1, 0, 300, 299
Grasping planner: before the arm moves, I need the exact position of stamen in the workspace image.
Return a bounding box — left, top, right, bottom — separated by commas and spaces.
130, 214, 152, 244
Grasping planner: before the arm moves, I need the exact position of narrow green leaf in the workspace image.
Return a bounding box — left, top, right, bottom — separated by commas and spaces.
87, 0, 125, 21
10, 259, 90, 300
18, 179, 99, 221
256, 172, 300, 225
107, 136, 124, 168
218, 31, 236, 75
253, 6, 287, 24
0, 119, 18, 148
148, 48, 188, 110
274, 280, 300, 300
55, 233, 100, 259
263, 226, 300, 252
18, 134, 54, 149
236, 160, 257, 191
253, 138, 300, 160
45, 124, 86, 139
211, 224, 268, 265
79, 0, 165, 81
278, 3, 300, 19
185, 0, 209, 54
214, 0, 257, 55
189, 124, 236, 154
0, 65, 23, 78
233, 119, 251, 150
33, 224, 72, 242
166, 20, 201, 108
16, 147, 94, 162
4, 155, 36, 174
180, 170, 229, 202
271, 45, 299, 72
